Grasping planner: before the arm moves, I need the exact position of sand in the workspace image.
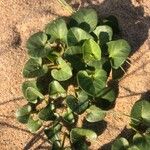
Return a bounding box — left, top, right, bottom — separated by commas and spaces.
0, 0, 150, 149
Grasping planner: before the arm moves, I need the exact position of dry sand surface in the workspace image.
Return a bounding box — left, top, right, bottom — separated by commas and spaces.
0, 0, 150, 149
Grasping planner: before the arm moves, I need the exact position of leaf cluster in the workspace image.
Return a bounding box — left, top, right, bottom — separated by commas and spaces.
16, 8, 131, 149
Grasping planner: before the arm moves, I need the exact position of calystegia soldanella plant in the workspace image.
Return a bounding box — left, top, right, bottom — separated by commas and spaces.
16, 8, 133, 150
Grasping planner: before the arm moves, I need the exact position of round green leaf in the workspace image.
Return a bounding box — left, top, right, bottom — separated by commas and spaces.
98, 87, 117, 102
38, 103, 57, 121
22, 80, 38, 99
16, 105, 32, 124
64, 46, 82, 56
93, 25, 113, 45
107, 39, 131, 69
63, 108, 75, 124
127, 146, 140, 150
26, 32, 48, 57
23, 58, 48, 78
45, 18, 68, 43
130, 100, 150, 128
25, 87, 44, 104
27, 117, 42, 133
44, 122, 62, 147
67, 27, 93, 46
70, 128, 97, 143
70, 8, 98, 32
66, 90, 89, 114
51, 57, 72, 81
49, 81, 66, 99
86, 105, 106, 122
133, 133, 150, 150
73, 139, 88, 150
77, 70, 107, 97
82, 39, 101, 64
112, 137, 129, 150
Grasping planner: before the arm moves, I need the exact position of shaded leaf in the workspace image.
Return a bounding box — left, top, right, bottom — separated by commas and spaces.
67, 27, 93, 46
82, 39, 101, 64
45, 18, 68, 43
26, 32, 48, 57
27, 117, 42, 133
86, 105, 106, 122
107, 39, 131, 69
38, 103, 57, 121
66, 90, 89, 114
23, 58, 48, 78
49, 81, 66, 99
25, 87, 44, 104
93, 25, 113, 45
44, 122, 62, 147
73, 138, 88, 150
51, 57, 72, 81
16, 105, 32, 124
70, 8, 98, 32
70, 128, 97, 143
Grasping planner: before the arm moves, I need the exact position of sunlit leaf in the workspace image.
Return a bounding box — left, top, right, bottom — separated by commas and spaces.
77, 69, 107, 97
25, 87, 44, 104
45, 18, 68, 43
107, 39, 131, 69
86, 105, 106, 122
130, 100, 150, 128
26, 32, 48, 57
27, 117, 42, 133
49, 81, 66, 99
23, 58, 48, 78
51, 57, 72, 81
82, 39, 101, 64
70, 128, 97, 143
70, 8, 98, 32
67, 27, 93, 46
63, 107, 75, 124
16, 105, 32, 124
111, 137, 129, 150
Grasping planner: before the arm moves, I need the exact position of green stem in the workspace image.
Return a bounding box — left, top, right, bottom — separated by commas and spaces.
57, 0, 75, 14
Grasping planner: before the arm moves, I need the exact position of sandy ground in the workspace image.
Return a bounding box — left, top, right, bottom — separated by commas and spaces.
0, 0, 150, 149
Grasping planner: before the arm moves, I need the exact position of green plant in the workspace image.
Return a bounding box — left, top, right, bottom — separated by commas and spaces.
112, 98, 150, 150
16, 8, 132, 149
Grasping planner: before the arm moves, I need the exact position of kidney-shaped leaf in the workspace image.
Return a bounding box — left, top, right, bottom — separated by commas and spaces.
70, 8, 98, 32
27, 117, 42, 133
82, 39, 101, 64
93, 25, 113, 45
133, 133, 150, 150
107, 39, 131, 69
49, 81, 66, 99
86, 105, 106, 122
23, 57, 48, 78
130, 100, 150, 128
111, 137, 129, 150
70, 128, 97, 143
25, 87, 44, 104
77, 70, 107, 97
63, 107, 75, 124
66, 90, 89, 114
45, 18, 68, 43
16, 105, 32, 124
38, 103, 57, 121
26, 32, 48, 57
67, 27, 93, 46
51, 57, 72, 81
98, 87, 117, 102
44, 122, 62, 148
